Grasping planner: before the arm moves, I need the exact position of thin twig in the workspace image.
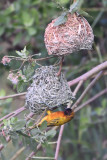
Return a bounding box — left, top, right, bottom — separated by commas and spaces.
72, 80, 84, 97
25, 112, 35, 121
0, 106, 26, 124
72, 71, 104, 110
68, 61, 107, 86
10, 147, 25, 160
82, 7, 107, 12
57, 56, 64, 76
0, 92, 26, 100
25, 143, 42, 160
54, 125, 64, 160
36, 55, 57, 61
75, 88, 107, 112
31, 157, 55, 159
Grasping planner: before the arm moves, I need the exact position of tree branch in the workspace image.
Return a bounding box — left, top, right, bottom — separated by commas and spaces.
68, 61, 107, 86
25, 143, 42, 160
54, 125, 64, 160
10, 147, 25, 160
72, 71, 104, 110
0, 106, 26, 124
75, 88, 107, 112
0, 92, 26, 100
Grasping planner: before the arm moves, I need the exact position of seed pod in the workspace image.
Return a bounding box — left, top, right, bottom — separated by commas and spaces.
44, 13, 94, 56
25, 66, 73, 113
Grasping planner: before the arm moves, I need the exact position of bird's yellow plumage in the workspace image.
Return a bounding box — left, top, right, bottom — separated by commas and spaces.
29, 108, 74, 129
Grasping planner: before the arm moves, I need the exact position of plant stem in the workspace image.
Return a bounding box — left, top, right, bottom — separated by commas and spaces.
75, 88, 107, 112
72, 71, 104, 110
10, 147, 25, 160
0, 92, 26, 100
0, 106, 26, 124
68, 61, 107, 86
54, 125, 65, 160
25, 143, 42, 160
72, 80, 84, 97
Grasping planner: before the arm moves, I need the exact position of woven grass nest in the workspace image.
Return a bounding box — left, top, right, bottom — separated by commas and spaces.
26, 66, 73, 113
44, 13, 94, 56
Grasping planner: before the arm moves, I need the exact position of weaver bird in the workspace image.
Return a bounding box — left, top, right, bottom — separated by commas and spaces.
29, 108, 74, 129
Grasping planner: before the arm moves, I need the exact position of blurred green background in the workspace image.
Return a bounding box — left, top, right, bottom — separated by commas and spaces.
0, 0, 107, 160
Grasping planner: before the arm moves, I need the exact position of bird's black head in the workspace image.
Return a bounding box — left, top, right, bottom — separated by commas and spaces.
64, 108, 72, 115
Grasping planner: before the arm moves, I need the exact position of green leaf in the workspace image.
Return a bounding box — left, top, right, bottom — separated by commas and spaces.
26, 120, 34, 128
12, 119, 26, 131
46, 129, 56, 138
16, 130, 30, 138
30, 128, 42, 136
30, 9, 39, 24
95, 107, 103, 116
69, 0, 80, 14
0, 89, 6, 97
78, 9, 93, 18
0, 152, 6, 160
53, 12, 67, 26
0, 27, 5, 36
21, 11, 34, 27
102, 99, 107, 108
10, 117, 18, 124
4, 4, 15, 15
0, 136, 7, 145
23, 64, 34, 79
13, 33, 22, 46
3, 119, 8, 126
22, 136, 37, 150
27, 27, 37, 36
40, 121, 47, 131
17, 81, 26, 93
9, 131, 19, 140
16, 50, 25, 58
16, 46, 29, 58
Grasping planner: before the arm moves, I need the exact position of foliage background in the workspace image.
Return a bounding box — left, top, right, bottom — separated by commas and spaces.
0, 0, 107, 160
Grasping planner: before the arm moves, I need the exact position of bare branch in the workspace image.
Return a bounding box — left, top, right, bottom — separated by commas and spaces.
72, 71, 104, 110
10, 147, 25, 160
25, 143, 42, 160
75, 88, 107, 112
0, 92, 26, 100
68, 61, 107, 86
54, 125, 64, 160
0, 106, 26, 124
72, 80, 84, 97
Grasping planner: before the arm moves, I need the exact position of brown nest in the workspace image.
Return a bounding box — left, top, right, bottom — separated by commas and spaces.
25, 66, 73, 113
44, 13, 94, 56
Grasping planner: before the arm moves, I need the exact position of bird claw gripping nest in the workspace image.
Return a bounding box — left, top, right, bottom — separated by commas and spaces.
25, 66, 73, 113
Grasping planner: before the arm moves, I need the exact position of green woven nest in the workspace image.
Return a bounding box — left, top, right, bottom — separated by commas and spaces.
25, 65, 73, 113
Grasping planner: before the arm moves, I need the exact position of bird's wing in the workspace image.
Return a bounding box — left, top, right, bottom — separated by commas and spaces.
47, 118, 61, 126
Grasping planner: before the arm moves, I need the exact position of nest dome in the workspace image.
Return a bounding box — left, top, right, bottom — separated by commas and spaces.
44, 13, 94, 56
25, 66, 73, 113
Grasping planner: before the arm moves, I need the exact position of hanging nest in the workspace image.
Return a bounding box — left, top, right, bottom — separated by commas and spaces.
25, 66, 73, 113
44, 13, 94, 56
